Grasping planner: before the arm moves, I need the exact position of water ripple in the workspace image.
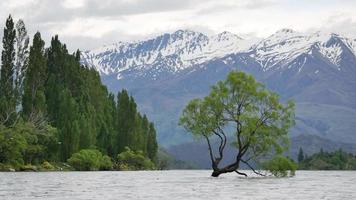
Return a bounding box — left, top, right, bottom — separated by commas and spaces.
0, 171, 355, 200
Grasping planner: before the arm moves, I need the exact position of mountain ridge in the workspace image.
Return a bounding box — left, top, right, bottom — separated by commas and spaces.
82, 29, 356, 77
82, 29, 250, 77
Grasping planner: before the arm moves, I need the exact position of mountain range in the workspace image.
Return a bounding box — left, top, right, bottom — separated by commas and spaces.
81, 29, 356, 166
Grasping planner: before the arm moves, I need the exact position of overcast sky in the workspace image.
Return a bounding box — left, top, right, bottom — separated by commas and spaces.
1, 0, 356, 51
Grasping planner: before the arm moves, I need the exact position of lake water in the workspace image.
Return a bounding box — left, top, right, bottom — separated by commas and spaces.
0, 170, 355, 200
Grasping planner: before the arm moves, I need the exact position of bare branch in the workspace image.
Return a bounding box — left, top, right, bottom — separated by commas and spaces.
241, 159, 266, 177
0, 110, 18, 127
204, 135, 217, 170
212, 129, 224, 159
217, 127, 227, 155
235, 170, 247, 177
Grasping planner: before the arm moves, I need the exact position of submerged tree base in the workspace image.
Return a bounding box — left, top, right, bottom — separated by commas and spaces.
211, 169, 250, 177
211, 170, 221, 177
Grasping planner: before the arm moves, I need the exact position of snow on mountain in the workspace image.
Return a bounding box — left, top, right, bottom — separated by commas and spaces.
248, 29, 356, 72
81, 30, 246, 78
81, 29, 356, 81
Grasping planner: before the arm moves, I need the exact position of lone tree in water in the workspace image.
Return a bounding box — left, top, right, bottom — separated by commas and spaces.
179, 71, 296, 177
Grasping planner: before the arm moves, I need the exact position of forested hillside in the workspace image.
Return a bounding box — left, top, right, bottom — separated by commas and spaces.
0, 15, 157, 171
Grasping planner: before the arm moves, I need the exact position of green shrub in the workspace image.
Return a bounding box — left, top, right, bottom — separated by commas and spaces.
67, 149, 112, 171
117, 147, 155, 170
41, 161, 55, 171
0, 122, 58, 169
100, 155, 113, 170
20, 164, 38, 171
117, 163, 130, 171
0, 163, 15, 171
0, 125, 27, 168
263, 156, 297, 177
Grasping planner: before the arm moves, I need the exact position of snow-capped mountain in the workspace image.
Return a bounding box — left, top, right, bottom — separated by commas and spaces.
81, 29, 356, 149
82, 29, 356, 80
81, 30, 248, 79
248, 29, 356, 72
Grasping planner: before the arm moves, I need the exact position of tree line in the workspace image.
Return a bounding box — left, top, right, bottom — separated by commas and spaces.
297, 148, 356, 170
0, 15, 157, 170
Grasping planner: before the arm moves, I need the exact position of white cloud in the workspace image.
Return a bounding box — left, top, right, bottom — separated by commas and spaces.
0, 0, 355, 52
62, 0, 86, 9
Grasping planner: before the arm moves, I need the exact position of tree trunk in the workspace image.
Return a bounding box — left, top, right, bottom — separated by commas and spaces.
211, 166, 238, 177
211, 160, 240, 177
211, 170, 222, 177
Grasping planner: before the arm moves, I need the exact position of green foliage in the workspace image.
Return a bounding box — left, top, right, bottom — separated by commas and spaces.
156, 149, 171, 170
117, 147, 155, 170
114, 90, 158, 160
67, 149, 113, 171
116, 90, 132, 153
299, 149, 356, 170
0, 121, 58, 169
0, 17, 158, 171
100, 155, 114, 170
20, 164, 37, 171
22, 32, 47, 118
0, 124, 27, 168
263, 156, 297, 177
179, 71, 295, 177
57, 89, 81, 160
43, 37, 158, 162
0, 163, 15, 171
147, 122, 158, 161
0, 15, 16, 125
41, 161, 55, 171
298, 147, 304, 163
14, 19, 29, 109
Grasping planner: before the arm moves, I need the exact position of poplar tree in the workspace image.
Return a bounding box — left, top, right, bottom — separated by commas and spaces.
0, 18, 158, 166
0, 15, 16, 125
116, 90, 131, 153
298, 147, 304, 163
57, 89, 80, 161
22, 32, 47, 119
147, 122, 158, 161
14, 19, 29, 108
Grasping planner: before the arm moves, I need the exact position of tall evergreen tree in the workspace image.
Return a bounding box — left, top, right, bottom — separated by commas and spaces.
0, 25, 158, 166
14, 19, 29, 108
22, 32, 47, 119
128, 96, 139, 148
140, 115, 149, 155
116, 90, 131, 153
45, 35, 67, 125
298, 147, 304, 163
115, 90, 158, 159
57, 89, 80, 161
147, 122, 158, 161
0, 15, 16, 125
96, 92, 116, 156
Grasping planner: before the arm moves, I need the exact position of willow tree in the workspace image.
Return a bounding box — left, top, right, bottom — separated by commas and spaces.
179, 71, 295, 177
